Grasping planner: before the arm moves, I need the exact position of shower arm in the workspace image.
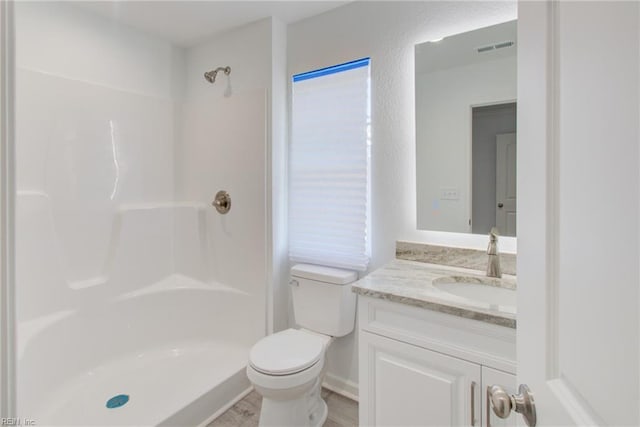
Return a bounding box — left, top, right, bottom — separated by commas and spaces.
204, 66, 231, 84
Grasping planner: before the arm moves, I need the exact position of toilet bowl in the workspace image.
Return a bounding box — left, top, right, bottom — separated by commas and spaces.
246, 264, 358, 427
247, 328, 333, 427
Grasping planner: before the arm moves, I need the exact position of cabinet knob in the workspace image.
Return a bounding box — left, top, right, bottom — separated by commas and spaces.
487, 384, 536, 427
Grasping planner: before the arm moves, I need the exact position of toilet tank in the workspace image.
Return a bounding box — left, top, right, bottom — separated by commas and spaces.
290, 264, 358, 337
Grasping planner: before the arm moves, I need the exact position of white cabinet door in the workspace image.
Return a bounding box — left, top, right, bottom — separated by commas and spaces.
360, 331, 481, 427
481, 367, 516, 427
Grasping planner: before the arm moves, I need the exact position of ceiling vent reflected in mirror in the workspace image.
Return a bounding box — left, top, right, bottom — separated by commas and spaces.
477, 41, 515, 54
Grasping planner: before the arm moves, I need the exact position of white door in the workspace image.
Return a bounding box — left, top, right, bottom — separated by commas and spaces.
361, 332, 481, 426
495, 133, 516, 237
515, 1, 639, 426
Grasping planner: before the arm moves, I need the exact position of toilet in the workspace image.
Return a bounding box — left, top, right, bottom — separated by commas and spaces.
246, 263, 358, 427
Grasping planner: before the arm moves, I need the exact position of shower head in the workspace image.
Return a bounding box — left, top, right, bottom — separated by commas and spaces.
204, 66, 231, 84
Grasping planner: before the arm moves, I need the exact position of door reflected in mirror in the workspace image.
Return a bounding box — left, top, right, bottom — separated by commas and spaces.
415, 20, 517, 236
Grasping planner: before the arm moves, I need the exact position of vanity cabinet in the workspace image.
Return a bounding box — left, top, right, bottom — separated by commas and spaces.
358, 296, 517, 427
361, 332, 482, 426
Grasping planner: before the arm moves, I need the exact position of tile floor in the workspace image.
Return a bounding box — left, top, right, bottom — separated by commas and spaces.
208, 388, 358, 427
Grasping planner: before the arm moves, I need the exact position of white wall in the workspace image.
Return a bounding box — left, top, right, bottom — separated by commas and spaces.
16, 2, 183, 100
269, 18, 290, 334
416, 56, 516, 233
289, 0, 517, 393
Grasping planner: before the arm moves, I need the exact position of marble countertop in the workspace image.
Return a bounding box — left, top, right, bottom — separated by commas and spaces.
352, 259, 517, 328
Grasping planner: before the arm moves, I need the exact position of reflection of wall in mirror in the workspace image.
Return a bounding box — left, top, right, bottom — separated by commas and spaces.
416, 56, 516, 233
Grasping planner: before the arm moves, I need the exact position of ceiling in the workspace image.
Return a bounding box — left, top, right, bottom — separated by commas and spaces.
74, 1, 350, 47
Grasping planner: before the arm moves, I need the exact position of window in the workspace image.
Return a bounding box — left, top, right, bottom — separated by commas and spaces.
289, 58, 371, 272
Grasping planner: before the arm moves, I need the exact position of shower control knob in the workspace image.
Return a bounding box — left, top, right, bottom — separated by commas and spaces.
212, 190, 231, 214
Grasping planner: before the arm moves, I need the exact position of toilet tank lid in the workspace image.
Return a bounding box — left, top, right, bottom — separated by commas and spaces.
291, 264, 357, 285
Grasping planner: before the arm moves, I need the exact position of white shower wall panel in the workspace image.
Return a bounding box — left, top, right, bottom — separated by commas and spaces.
183, 18, 271, 102
177, 18, 272, 313
179, 90, 267, 298
15, 3, 270, 422
15, 3, 181, 313
16, 69, 175, 290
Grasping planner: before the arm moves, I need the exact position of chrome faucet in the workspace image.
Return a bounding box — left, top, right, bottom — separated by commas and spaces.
486, 227, 502, 278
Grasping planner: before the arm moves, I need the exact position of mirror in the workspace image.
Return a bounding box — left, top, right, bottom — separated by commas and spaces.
415, 20, 517, 237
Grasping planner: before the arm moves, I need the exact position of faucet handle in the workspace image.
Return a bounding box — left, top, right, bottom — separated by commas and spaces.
487, 227, 500, 256
489, 227, 500, 242
487, 227, 502, 277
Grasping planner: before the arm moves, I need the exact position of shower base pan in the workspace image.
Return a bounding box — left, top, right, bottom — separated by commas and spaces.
36, 340, 250, 426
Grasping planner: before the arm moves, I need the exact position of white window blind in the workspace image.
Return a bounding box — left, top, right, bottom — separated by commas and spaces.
289, 58, 371, 272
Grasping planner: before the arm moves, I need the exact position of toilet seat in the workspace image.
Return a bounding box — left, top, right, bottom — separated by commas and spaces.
249, 329, 329, 376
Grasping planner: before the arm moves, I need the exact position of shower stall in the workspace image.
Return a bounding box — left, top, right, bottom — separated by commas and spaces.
2, 2, 271, 425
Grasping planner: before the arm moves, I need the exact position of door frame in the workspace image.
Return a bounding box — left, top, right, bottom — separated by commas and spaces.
0, 0, 16, 418
517, 0, 563, 421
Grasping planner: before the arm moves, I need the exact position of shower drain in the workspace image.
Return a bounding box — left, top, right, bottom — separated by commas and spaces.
106, 394, 130, 409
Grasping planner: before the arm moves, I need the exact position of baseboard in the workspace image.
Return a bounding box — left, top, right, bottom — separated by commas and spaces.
197, 386, 253, 427
322, 373, 359, 402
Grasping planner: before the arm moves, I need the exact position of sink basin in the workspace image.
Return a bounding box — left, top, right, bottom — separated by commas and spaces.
433, 276, 516, 308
